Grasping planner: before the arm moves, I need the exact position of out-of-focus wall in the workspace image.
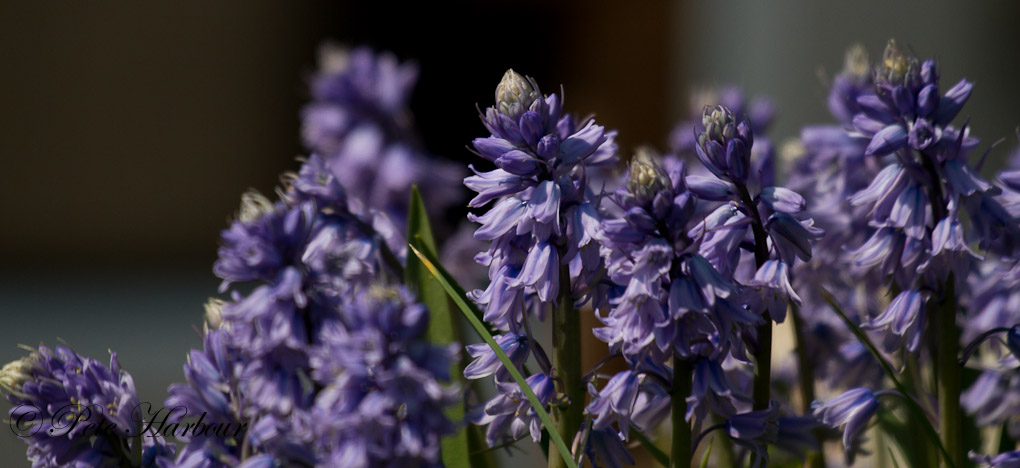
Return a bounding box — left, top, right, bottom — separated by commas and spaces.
0, 2, 348, 267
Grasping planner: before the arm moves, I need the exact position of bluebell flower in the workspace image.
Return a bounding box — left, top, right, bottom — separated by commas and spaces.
688, 202, 749, 279
767, 212, 825, 265
813, 387, 883, 464
213, 192, 315, 291
463, 333, 530, 382
597, 154, 751, 367
686, 359, 745, 421
864, 289, 927, 353
843, 39, 1020, 296
177, 139, 455, 464
585, 369, 670, 441
470, 373, 555, 446
854, 40, 973, 157
759, 186, 805, 214
302, 45, 417, 151
586, 371, 640, 438
670, 86, 775, 158
971, 450, 1020, 468
686, 174, 735, 201
1, 346, 165, 468
921, 213, 983, 283
582, 427, 636, 468
725, 404, 780, 467
747, 260, 801, 323
962, 370, 1020, 437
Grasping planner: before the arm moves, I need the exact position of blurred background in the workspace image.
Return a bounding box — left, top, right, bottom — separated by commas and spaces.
2, 1, 1019, 465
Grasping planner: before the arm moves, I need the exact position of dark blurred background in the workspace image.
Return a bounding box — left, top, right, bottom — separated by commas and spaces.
1, 1, 1019, 465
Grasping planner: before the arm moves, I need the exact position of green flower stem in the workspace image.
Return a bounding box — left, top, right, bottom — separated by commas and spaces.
936, 277, 964, 468
671, 356, 693, 468
790, 303, 827, 468
549, 265, 583, 468
736, 184, 772, 411
917, 147, 964, 467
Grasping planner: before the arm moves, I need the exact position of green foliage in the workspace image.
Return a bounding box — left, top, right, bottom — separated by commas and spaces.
409, 242, 579, 468
405, 186, 471, 468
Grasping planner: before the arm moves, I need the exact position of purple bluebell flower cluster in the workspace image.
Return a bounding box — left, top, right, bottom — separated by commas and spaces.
669, 86, 775, 164
301, 44, 462, 227
155, 163, 456, 466
582, 95, 822, 466
1, 346, 173, 468
161, 286, 457, 468
463, 68, 617, 452
15, 37, 1020, 468
841, 40, 1013, 350
146, 46, 460, 467
565, 75, 825, 466
466, 69, 614, 329
791, 40, 1020, 467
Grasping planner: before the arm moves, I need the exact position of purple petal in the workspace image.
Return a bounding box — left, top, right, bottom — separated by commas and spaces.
865, 124, 908, 156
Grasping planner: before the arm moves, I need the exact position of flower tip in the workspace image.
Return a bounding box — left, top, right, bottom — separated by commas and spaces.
203, 298, 226, 330
626, 148, 669, 204
878, 38, 919, 86
495, 69, 541, 118
0, 354, 35, 395
238, 190, 275, 223
843, 43, 869, 78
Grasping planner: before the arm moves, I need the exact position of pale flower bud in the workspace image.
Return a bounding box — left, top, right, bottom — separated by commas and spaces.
627, 149, 669, 204
495, 69, 542, 120
238, 190, 275, 223
0, 354, 35, 396
204, 298, 226, 330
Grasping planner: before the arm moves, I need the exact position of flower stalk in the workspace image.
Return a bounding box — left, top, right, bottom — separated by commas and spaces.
550, 265, 583, 468
737, 184, 773, 410
790, 303, 827, 468
671, 356, 693, 468
936, 277, 964, 467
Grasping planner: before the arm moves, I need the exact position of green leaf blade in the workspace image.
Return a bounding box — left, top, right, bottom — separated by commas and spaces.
405, 186, 471, 468
409, 243, 579, 468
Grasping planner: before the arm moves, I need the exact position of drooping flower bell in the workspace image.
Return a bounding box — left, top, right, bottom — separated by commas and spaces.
814, 387, 886, 464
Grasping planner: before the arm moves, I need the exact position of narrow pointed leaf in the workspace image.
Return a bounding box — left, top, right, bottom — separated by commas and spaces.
410, 243, 579, 468
698, 436, 713, 468
405, 186, 471, 468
